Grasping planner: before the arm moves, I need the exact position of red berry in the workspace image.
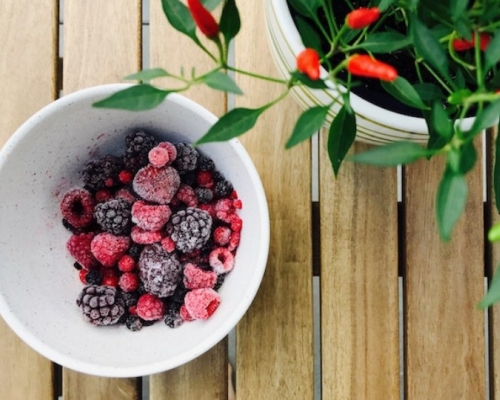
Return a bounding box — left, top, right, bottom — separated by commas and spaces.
67, 233, 98, 270
119, 272, 139, 292
95, 189, 113, 203
184, 288, 220, 320
114, 188, 136, 203
209, 247, 235, 274
157, 141, 177, 164
232, 199, 242, 209
133, 165, 180, 204
160, 236, 176, 253
90, 233, 130, 267
104, 178, 115, 187
136, 293, 165, 321
118, 255, 136, 272
118, 170, 134, 184
196, 171, 214, 188
183, 263, 217, 290
60, 188, 95, 228
102, 275, 119, 287
130, 226, 162, 244
199, 203, 216, 219
175, 183, 198, 207
230, 190, 238, 199
148, 146, 170, 168
79, 269, 88, 284
228, 231, 240, 252
180, 304, 194, 321
129, 305, 137, 315
230, 214, 243, 232
213, 226, 231, 246
131, 200, 171, 231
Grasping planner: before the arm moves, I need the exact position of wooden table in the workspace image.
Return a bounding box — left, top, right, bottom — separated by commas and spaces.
0, 1, 496, 399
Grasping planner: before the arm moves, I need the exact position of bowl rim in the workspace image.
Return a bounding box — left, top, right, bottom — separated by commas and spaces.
0, 83, 270, 377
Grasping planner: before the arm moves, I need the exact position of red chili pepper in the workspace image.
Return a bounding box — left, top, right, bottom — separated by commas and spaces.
347, 55, 398, 82
297, 48, 321, 80
453, 32, 491, 52
187, 0, 219, 39
346, 7, 380, 30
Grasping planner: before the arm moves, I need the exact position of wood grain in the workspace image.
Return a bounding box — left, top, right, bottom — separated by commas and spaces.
405, 151, 485, 399
149, 2, 228, 399
62, 1, 141, 399
234, 1, 314, 398
319, 142, 400, 399
0, 1, 57, 399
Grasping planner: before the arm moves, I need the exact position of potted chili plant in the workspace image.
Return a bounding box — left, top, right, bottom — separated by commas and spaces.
93, 0, 500, 307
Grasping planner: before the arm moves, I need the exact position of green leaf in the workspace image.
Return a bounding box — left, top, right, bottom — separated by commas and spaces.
446, 142, 477, 174
295, 16, 323, 52
327, 105, 356, 176
451, 0, 469, 21
124, 68, 170, 82
469, 99, 500, 135
447, 89, 473, 105
478, 264, 500, 308
489, 222, 500, 242
92, 85, 169, 111
202, 71, 243, 94
219, 0, 240, 46
381, 77, 429, 110
494, 122, 500, 214
161, 0, 199, 45
430, 101, 453, 139
454, 15, 472, 40
287, 0, 321, 19
413, 83, 444, 102
376, 0, 396, 11
196, 107, 266, 144
286, 105, 330, 148
355, 32, 411, 53
436, 170, 468, 241
411, 17, 450, 81
290, 71, 328, 89
485, 30, 500, 72
349, 141, 431, 166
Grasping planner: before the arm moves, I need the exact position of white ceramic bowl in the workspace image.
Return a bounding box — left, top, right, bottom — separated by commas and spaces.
265, 0, 473, 145
0, 84, 269, 377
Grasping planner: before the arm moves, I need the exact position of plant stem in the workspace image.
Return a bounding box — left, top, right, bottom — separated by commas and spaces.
225, 65, 289, 84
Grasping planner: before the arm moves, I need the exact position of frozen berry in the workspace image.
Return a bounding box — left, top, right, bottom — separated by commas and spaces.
180, 304, 194, 321
198, 203, 216, 219
213, 273, 226, 291
160, 236, 176, 253
125, 315, 143, 331
198, 154, 215, 171
164, 306, 183, 328
180, 171, 197, 187
118, 170, 134, 184
148, 146, 170, 168
119, 272, 139, 292
122, 291, 139, 307
214, 179, 233, 198
85, 269, 102, 285
209, 247, 235, 274
158, 141, 177, 163
60, 188, 95, 228
228, 231, 241, 252
79, 269, 88, 284
94, 198, 132, 235
102, 275, 119, 287
175, 184, 198, 207
168, 208, 213, 253
95, 189, 113, 203
194, 187, 213, 204
169, 283, 189, 305
173, 143, 199, 172
213, 226, 231, 246
138, 243, 182, 298
184, 288, 220, 320
131, 200, 171, 231
230, 214, 243, 232
183, 263, 217, 290
67, 233, 98, 270
76, 285, 125, 326
82, 155, 124, 190
131, 226, 162, 244
91, 233, 130, 267
128, 244, 143, 261
123, 131, 158, 172
118, 254, 136, 272
133, 165, 180, 204
136, 293, 165, 321
114, 188, 137, 203
196, 171, 214, 188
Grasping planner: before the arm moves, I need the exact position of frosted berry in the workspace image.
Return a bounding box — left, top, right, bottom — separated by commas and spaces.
214, 179, 233, 198
184, 288, 220, 320
230, 214, 243, 232
213, 226, 231, 246
102, 275, 119, 287
123, 131, 158, 172
175, 184, 198, 207
198, 154, 215, 171
168, 207, 213, 253
158, 141, 177, 163
118, 254, 136, 272
85, 269, 102, 285
119, 272, 139, 292
131, 200, 171, 231
183, 263, 217, 290
138, 243, 182, 297
91, 232, 130, 267
160, 236, 176, 253
195, 187, 213, 204
95, 189, 113, 203
118, 170, 134, 184
114, 188, 137, 203
76, 285, 125, 326
164, 305, 184, 328
131, 226, 162, 244
198, 203, 216, 219
67, 233, 98, 270
209, 247, 235, 274
180, 304, 194, 321
173, 143, 199, 172
82, 155, 124, 190
148, 146, 170, 168
125, 315, 143, 331
60, 188, 95, 228
136, 293, 165, 321
94, 198, 132, 235
228, 231, 240, 252
213, 273, 226, 291
133, 165, 180, 204
122, 291, 139, 307
196, 171, 214, 188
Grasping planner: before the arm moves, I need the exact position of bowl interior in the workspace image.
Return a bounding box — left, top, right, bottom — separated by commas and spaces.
0, 85, 269, 377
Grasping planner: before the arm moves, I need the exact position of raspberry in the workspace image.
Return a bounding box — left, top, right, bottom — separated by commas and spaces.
138, 243, 182, 297
214, 179, 234, 198
95, 189, 113, 203
114, 188, 137, 203
198, 203, 216, 219
94, 198, 132, 235
82, 155, 124, 190
194, 187, 213, 204
136, 293, 165, 321
180, 304, 194, 321
76, 285, 125, 326
173, 143, 199, 172
148, 146, 170, 168
125, 315, 143, 331
183, 263, 217, 290
118, 254, 136, 272
123, 131, 158, 172
91, 232, 130, 267
60, 188, 95, 228
130, 226, 162, 244
184, 288, 220, 320
118, 170, 134, 184
209, 247, 235, 274
168, 208, 213, 253
133, 165, 180, 204
233, 199, 242, 209
196, 170, 214, 188
175, 184, 198, 207
228, 231, 240, 252
160, 236, 176, 253
85, 269, 102, 285
230, 214, 243, 232
119, 272, 139, 292
79, 269, 88, 284
131, 200, 171, 231
158, 141, 177, 163
66, 233, 98, 270
198, 154, 215, 171
213, 226, 231, 246
215, 198, 234, 213
102, 275, 119, 287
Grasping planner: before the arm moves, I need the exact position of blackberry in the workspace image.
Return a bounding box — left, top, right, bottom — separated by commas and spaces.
213, 273, 226, 291
94, 198, 132, 235
164, 306, 183, 328
195, 187, 213, 204
198, 155, 215, 171
212, 171, 225, 182
168, 208, 213, 253
82, 155, 124, 191
122, 291, 139, 307
123, 131, 158, 172
76, 285, 125, 326
173, 143, 199, 173
214, 179, 233, 198
85, 269, 102, 285
181, 171, 197, 186
140, 318, 155, 327
128, 244, 143, 261
125, 315, 143, 331
169, 283, 189, 305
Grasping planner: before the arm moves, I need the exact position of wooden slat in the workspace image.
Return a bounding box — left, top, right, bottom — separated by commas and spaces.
319, 142, 400, 399
405, 154, 485, 399
0, 1, 57, 399
234, 1, 314, 398
62, 1, 141, 399
148, 2, 228, 399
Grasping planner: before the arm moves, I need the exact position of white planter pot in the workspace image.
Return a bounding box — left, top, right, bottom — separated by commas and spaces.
265, 0, 473, 145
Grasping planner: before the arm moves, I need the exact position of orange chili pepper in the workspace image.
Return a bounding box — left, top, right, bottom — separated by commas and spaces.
347, 54, 398, 82
346, 7, 381, 30
297, 48, 321, 81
